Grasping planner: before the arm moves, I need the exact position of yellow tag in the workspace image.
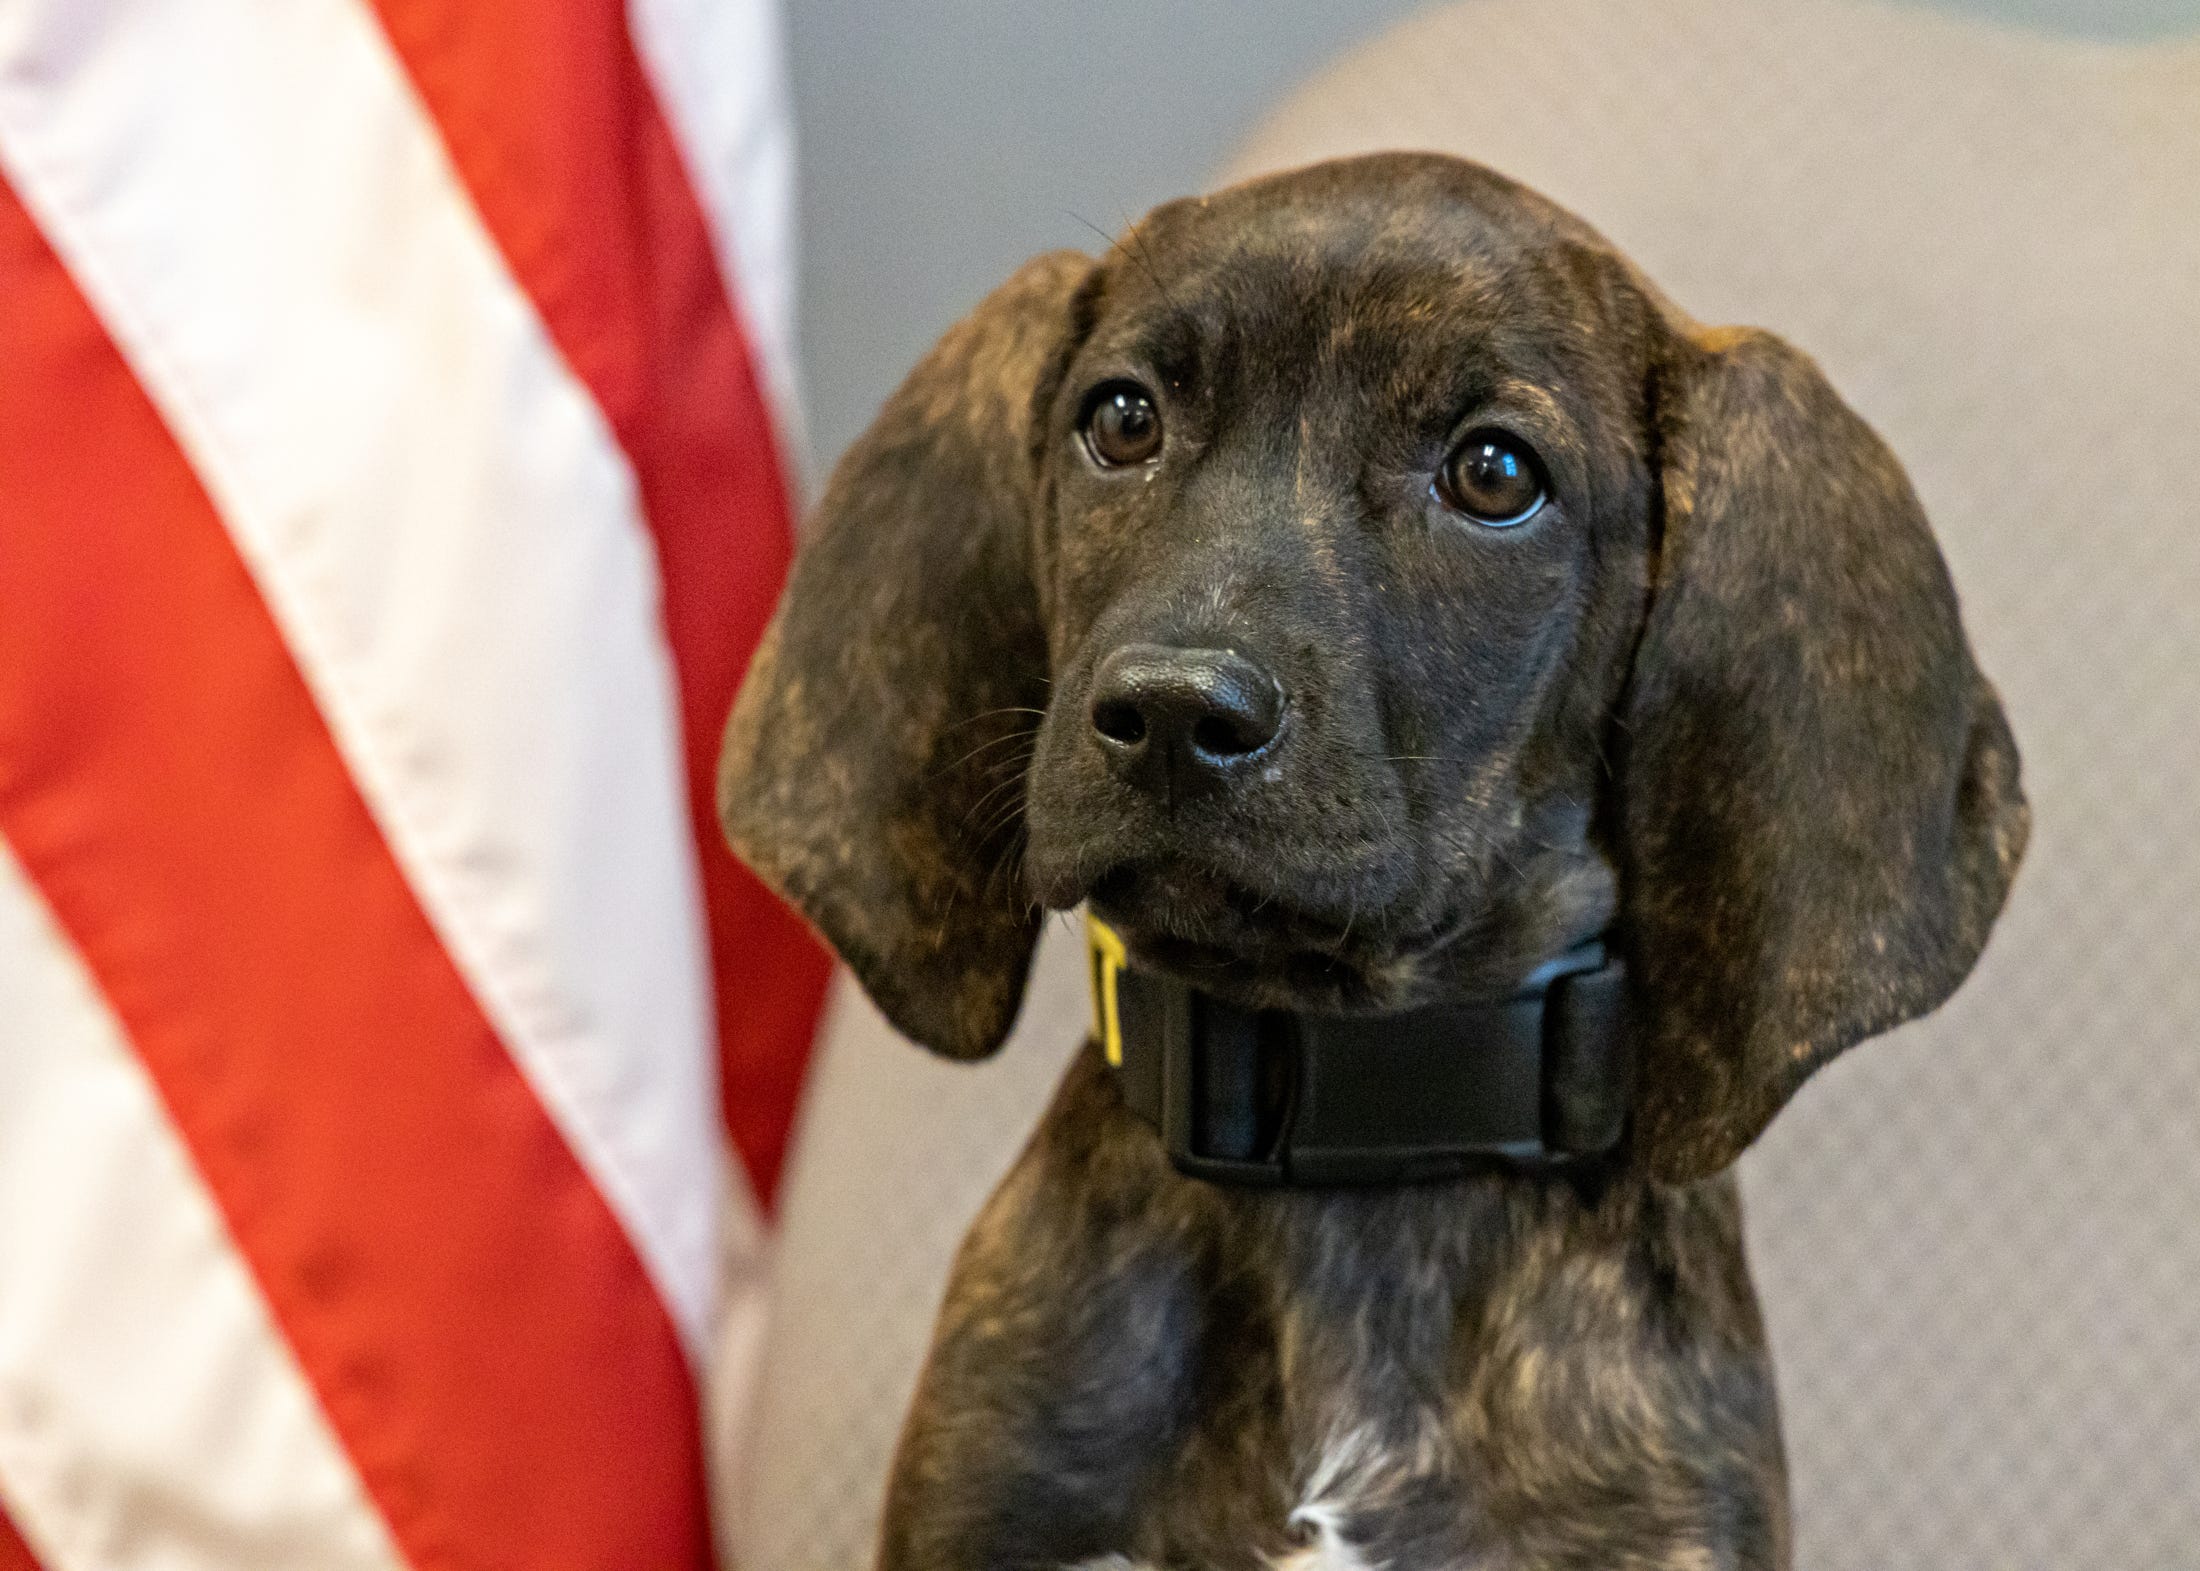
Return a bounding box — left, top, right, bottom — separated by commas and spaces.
1086, 912, 1129, 1068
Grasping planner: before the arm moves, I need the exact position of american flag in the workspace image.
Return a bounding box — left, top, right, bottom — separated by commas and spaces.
0, 0, 830, 1566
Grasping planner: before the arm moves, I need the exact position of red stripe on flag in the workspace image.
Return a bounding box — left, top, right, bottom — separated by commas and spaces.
0, 1504, 40, 1571
366, 0, 832, 1205
0, 176, 709, 1571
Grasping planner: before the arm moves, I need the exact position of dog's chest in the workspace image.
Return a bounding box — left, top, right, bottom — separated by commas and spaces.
888, 1083, 1783, 1570
1025, 1233, 1777, 1569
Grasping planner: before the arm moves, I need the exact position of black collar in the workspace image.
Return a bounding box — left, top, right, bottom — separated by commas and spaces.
1088, 917, 1634, 1186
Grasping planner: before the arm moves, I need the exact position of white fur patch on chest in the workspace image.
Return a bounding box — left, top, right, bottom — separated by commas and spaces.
1269, 1425, 1385, 1571
1063, 1423, 1414, 1571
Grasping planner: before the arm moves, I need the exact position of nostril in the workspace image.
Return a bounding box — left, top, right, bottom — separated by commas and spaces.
1093, 699, 1147, 747
1188, 660, 1284, 760
1192, 712, 1265, 759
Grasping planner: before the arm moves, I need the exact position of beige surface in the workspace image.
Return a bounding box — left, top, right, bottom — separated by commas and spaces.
734, 4, 2200, 1565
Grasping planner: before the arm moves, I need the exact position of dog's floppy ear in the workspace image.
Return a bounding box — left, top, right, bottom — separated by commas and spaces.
1622, 324, 2028, 1182
719, 252, 1093, 1060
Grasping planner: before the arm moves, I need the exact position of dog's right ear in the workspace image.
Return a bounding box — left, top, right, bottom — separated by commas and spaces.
719, 252, 1095, 1061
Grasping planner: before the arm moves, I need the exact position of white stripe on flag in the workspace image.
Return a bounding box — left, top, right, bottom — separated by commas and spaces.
0, 843, 409, 1571
624, 0, 807, 1507
0, 0, 726, 1350
629, 0, 806, 469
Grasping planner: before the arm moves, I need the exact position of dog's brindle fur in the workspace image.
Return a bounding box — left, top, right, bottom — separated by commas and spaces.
721, 155, 2027, 1569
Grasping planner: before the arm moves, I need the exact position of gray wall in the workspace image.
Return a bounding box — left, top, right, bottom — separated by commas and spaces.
784, 0, 2200, 475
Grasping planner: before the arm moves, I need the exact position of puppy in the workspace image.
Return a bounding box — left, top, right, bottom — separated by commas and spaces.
720, 154, 2026, 1570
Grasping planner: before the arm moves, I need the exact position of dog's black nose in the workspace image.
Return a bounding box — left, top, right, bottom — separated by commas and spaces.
1088, 643, 1284, 794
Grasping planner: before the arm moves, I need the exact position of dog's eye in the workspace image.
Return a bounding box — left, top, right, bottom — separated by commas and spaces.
1083, 383, 1163, 467
1435, 430, 1546, 526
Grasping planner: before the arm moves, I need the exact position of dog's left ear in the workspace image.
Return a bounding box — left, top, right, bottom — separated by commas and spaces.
1621, 324, 2029, 1183
719, 252, 1094, 1061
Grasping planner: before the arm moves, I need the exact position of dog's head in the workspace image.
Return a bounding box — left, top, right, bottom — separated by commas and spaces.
721, 153, 2026, 1181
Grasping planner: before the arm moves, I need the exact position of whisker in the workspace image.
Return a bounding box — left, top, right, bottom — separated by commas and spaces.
1119, 211, 1184, 317
970, 748, 1037, 786
940, 706, 1048, 735
963, 771, 1030, 833
980, 830, 1029, 909
973, 795, 1029, 847
929, 730, 1038, 784
1064, 209, 1183, 317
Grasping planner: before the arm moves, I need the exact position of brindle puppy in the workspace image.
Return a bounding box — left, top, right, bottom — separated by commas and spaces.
720, 154, 2027, 1570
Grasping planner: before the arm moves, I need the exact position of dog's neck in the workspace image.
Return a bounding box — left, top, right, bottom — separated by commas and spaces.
1051, 1037, 1759, 1491
1086, 916, 1635, 1191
